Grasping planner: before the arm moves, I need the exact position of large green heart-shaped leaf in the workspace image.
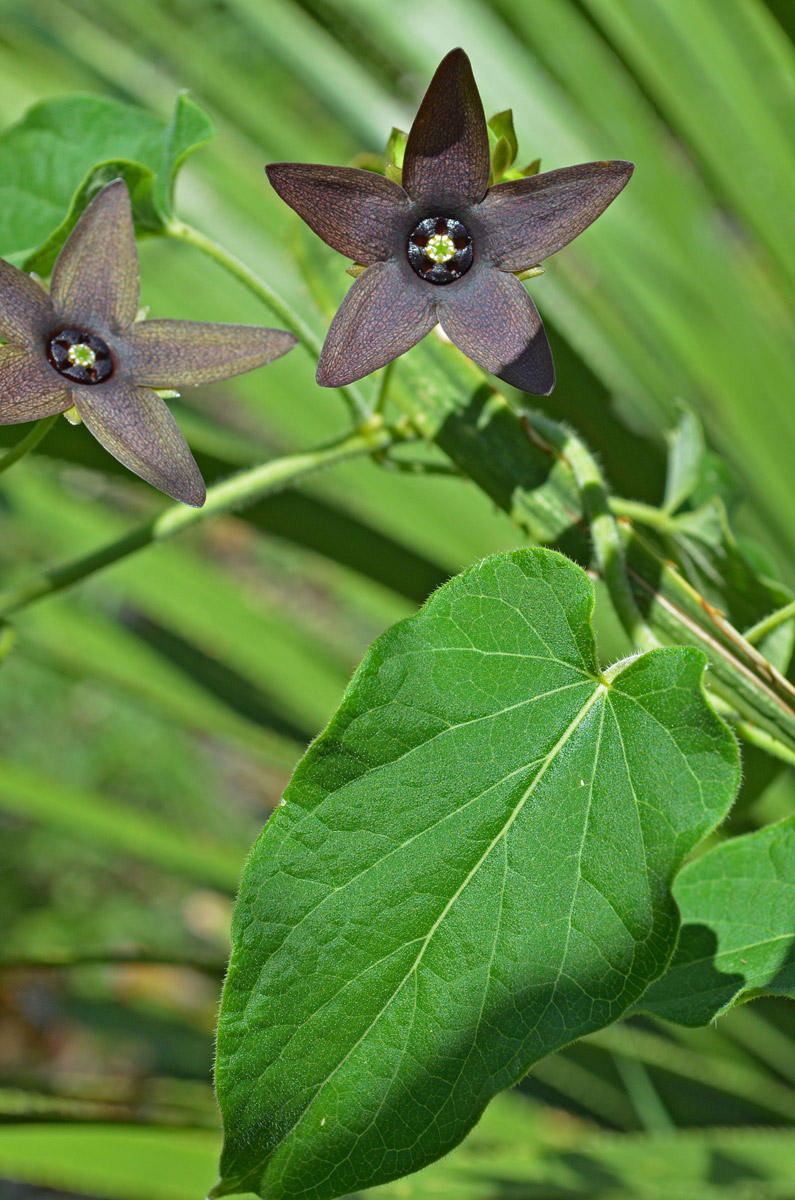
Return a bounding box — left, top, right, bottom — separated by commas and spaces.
0, 92, 213, 270
214, 548, 739, 1200
637, 814, 795, 1026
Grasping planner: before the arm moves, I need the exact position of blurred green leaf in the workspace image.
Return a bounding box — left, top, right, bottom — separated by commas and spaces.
0, 757, 243, 891
15, 600, 303, 769
637, 815, 795, 1025
4, 1100, 795, 1200
0, 91, 213, 269
0, 1125, 221, 1200
585, 0, 795, 296
214, 548, 738, 1200
3, 469, 354, 736
663, 403, 705, 514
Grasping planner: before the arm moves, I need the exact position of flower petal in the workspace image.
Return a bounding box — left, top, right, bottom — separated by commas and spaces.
402, 48, 490, 209
0, 259, 54, 343
124, 320, 297, 388
73, 379, 205, 506
0, 343, 72, 423
265, 164, 410, 263
316, 261, 437, 388
50, 179, 140, 332
479, 161, 634, 270
438, 268, 555, 395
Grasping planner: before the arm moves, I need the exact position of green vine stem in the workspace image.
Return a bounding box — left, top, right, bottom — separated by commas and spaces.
708, 692, 795, 768
745, 599, 795, 646
372, 359, 396, 416
0, 413, 58, 477
0, 419, 402, 619
609, 497, 678, 533
164, 219, 370, 422
528, 413, 660, 654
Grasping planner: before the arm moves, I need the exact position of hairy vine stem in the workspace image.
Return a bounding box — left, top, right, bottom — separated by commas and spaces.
526, 414, 660, 654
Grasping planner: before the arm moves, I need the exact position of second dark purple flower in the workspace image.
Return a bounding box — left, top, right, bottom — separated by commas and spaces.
267, 49, 633, 395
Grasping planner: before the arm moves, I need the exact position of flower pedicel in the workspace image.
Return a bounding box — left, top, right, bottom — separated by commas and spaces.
0, 179, 297, 506
267, 48, 633, 395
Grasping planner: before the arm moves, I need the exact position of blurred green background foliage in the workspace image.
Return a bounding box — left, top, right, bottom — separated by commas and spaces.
0, 0, 793, 1196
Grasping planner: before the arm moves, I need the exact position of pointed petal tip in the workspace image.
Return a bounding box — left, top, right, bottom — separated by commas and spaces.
403, 44, 489, 208
180, 475, 207, 508
125, 320, 299, 388
315, 360, 353, 389
147, 454, 206, 507
440, 46, 470, 66
50, 174, 139, 331
540, 368, 556, 397
610, 159, 634, 180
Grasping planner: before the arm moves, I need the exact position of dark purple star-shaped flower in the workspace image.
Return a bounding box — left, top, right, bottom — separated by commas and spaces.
267, 49, 633, 395
0, 179, 297, 505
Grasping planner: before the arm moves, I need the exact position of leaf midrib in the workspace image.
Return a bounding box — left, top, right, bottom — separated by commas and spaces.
227, 681, 607, 1191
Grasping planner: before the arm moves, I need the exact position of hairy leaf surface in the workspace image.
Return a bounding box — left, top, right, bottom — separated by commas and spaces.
214, 550, 739, 1199
638, 815, 795, 1025
214, 549, 738, 1200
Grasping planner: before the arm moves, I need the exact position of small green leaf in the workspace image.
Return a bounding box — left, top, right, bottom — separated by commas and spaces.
385, 126, 408, 170
0, 91, 214, 270
663, 402, 705, 513
487, 110, 518, 165
214, 548, 738, 1200
489, 135, 514, 185
637, 815, 795, 1025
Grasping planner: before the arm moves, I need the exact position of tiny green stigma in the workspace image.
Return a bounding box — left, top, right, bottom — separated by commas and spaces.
426, 233, 455, 263
67, 343, 96, 368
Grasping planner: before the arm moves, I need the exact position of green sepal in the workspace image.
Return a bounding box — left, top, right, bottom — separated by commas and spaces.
487, 109, 518, 164
514, 265, 546, 281
489, 135, 513, 185
385, 126, 408, 170
501, 158, 542, 184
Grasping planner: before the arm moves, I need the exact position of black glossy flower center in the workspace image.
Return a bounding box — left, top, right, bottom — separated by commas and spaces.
47, 329, 114, 384
407, 217, 473, 285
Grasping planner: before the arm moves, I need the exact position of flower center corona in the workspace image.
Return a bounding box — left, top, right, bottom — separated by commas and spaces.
407, 217, 473, 285
47, 329, 114, 385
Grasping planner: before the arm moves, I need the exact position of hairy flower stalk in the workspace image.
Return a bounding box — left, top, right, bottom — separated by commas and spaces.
266, 49, 633, 394
0, 180, 297, 505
